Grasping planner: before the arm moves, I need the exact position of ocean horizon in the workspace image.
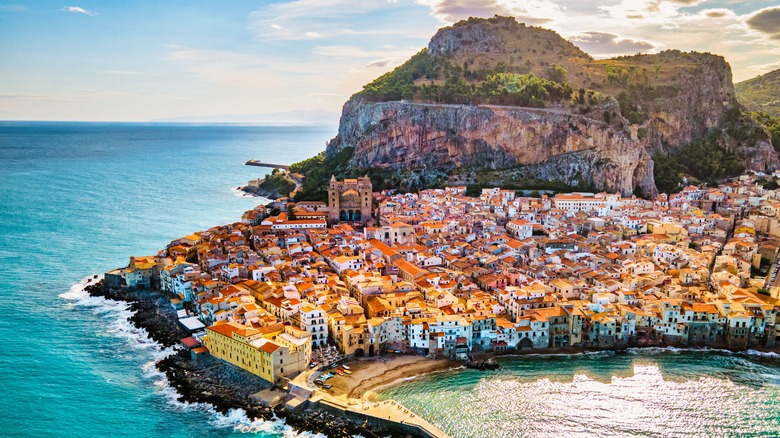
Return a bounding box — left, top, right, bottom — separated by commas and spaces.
2, 122, 779, 438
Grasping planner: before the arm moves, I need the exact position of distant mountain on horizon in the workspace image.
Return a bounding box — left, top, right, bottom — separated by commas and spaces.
152, 109, 339, 126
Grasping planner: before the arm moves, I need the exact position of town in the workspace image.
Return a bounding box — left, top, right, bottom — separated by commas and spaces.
107, 173, 780, 388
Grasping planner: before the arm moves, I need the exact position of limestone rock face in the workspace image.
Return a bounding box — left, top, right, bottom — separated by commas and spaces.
328, 99, 656, 196
639, 53, 776, 171
427, 18, 507, 57
325, 17, 778, 194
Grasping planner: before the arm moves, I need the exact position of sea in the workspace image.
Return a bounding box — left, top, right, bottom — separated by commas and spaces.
1, 122, 779, 438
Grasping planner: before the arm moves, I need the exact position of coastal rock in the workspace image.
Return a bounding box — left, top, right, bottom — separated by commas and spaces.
239, 184, 278, 199
240, 171, 297, 199
465, 359, 500, 371
84, 282, 188, 348
85, 281, 401, 438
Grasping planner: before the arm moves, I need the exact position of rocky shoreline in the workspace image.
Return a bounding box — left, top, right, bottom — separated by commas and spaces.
84, 281, 401, 438
237, 184, 277, 199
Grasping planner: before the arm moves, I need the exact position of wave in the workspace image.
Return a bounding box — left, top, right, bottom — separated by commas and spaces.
230, 186, 271, 203
626, 346, 780, 359
497, 350, 617, 359
739, 350, 780, 359
231, 186, 254, 198
212, 409, 328, 437
58, 274, 102, 300
625, 346, 690, 355
61, 275, 323, 436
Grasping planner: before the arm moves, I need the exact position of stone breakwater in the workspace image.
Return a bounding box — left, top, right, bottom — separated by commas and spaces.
84, 281, 401, 438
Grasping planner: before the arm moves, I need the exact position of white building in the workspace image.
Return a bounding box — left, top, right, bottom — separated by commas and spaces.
506, 219, 533, 239
300, 303, 328, 347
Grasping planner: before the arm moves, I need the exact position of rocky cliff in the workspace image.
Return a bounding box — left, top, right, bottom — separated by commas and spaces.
329, 99, 654, 195
325, 16, 778, 195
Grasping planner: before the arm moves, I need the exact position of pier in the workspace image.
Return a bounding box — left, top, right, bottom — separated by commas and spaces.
245, 160, 290, 170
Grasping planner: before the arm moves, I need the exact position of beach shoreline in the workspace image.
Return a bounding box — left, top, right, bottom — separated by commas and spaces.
321, 355, 459, 401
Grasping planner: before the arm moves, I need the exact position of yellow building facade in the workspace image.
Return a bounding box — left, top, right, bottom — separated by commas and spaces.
203, 321, 313, 385
203, 322, 279, 383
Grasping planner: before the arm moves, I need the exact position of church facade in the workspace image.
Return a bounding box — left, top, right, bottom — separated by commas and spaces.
328, 176, 372, 224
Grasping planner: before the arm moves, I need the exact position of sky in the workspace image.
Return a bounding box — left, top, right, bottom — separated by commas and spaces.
1, 0, 779, 122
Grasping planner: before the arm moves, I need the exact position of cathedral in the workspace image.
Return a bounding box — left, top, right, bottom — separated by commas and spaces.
328, 175, 372, 224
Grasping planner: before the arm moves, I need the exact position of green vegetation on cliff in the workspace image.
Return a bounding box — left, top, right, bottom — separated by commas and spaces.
736, 69, 780, 118
256, 170, 296, 198
653, 132, 745, 193
290, 148, 354, 202
361, 49, 439, 101
292, 148, 413, 202
360, 48, 572, 106
292, 146, 463, 201
751, 111, 780, 153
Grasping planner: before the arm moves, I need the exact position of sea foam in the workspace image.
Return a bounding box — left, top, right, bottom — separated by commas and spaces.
60, 275, 322, 436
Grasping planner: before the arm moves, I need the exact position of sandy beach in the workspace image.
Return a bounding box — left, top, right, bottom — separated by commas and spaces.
322, 355, 457, 400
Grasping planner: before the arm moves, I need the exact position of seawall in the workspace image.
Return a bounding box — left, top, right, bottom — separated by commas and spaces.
310, 396, 450, 438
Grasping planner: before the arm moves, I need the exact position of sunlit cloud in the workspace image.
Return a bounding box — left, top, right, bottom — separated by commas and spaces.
416, 0, 563, 24
312, 45, 374, 58
63, 6, 95, 16
568, 32, 656, 57
745, 6, 780, 41
249, 0, 400, 41
366, 59, 393, 68
746, 60, 780, 74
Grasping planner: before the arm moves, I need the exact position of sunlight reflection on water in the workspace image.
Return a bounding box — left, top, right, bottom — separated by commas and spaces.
378, 356, 780, 438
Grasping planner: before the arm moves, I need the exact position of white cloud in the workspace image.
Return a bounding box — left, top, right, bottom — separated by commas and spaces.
366, 59, 393, 68
312, 45, 373, 58
568, 32, 656, 57
416, 0, 563, 24
701, 8, 730, 18
250, 0, 398, 41
64, 6, 95, 16
599, 0, 688, 21
311, 44, 415, 72
745, 6, 780, 41
746, 60, 780, 74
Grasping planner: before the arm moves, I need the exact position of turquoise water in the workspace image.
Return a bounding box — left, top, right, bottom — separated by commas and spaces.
0, 122, 331, 438
2, 123, 779, 438
377, 350, 780, 437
